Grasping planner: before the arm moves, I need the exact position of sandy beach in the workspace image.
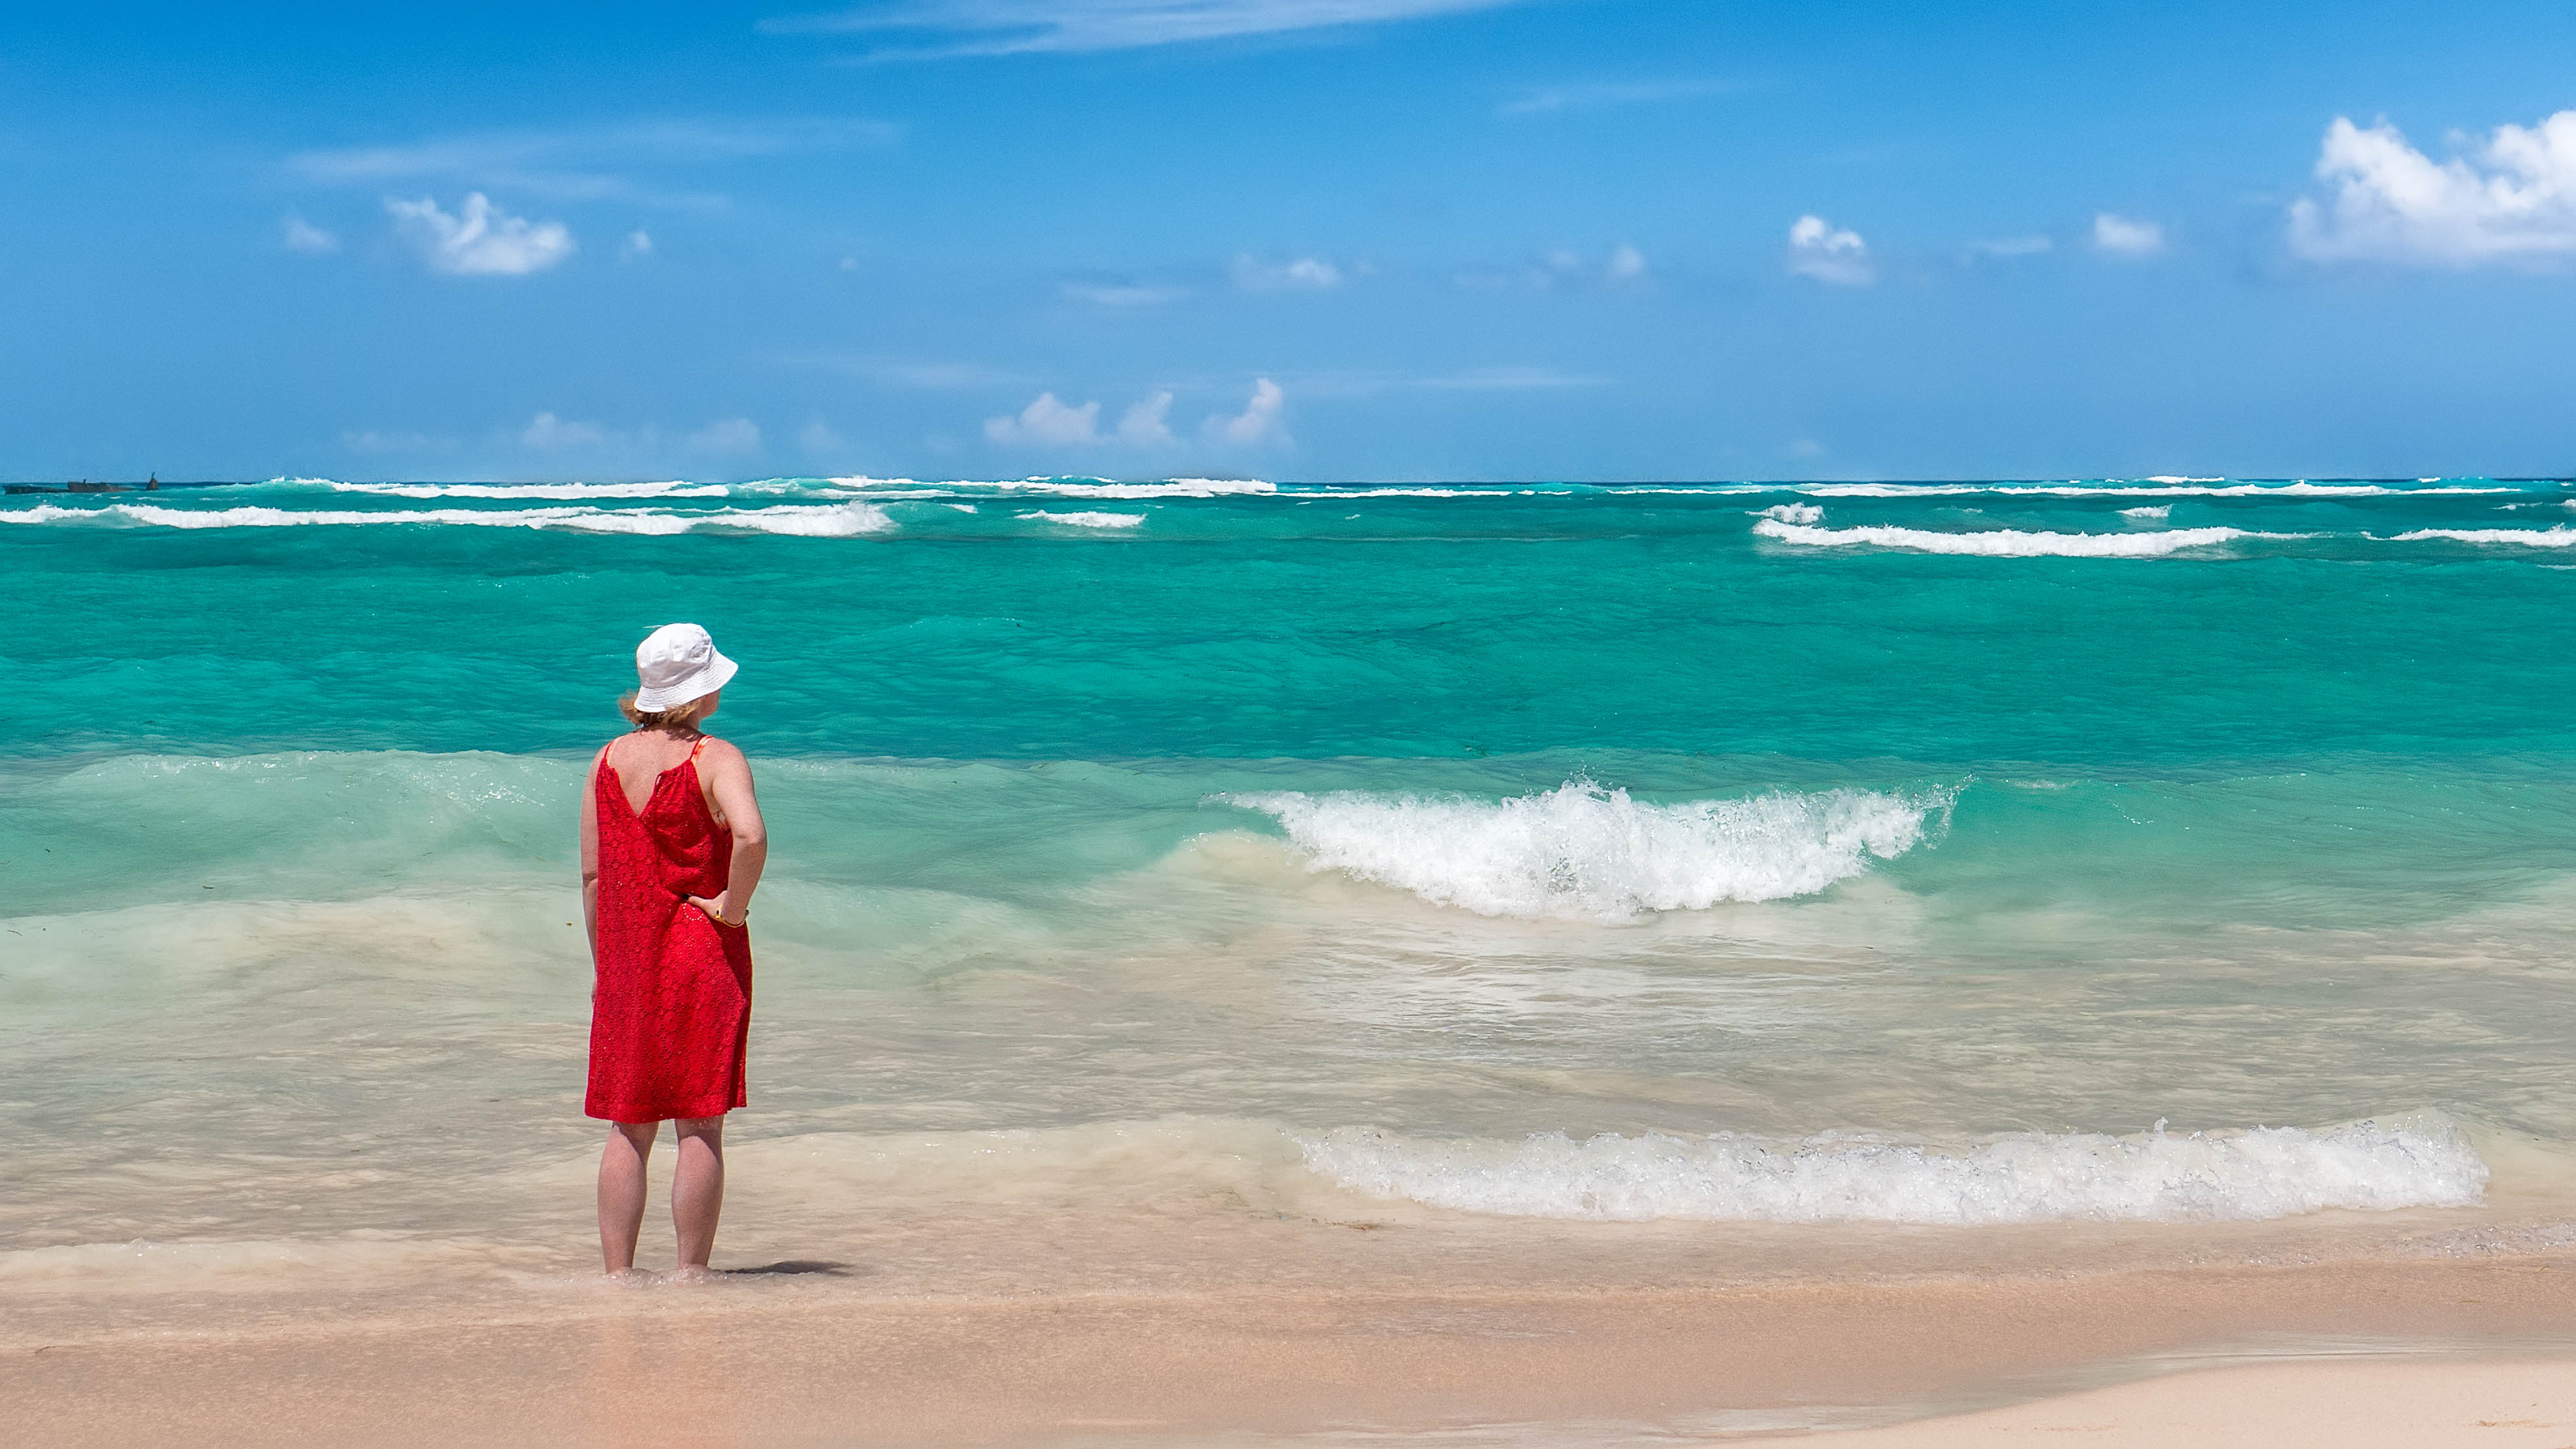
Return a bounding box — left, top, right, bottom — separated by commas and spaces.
1817, 1359, 2576, 1447
12, 1249, 2575, 1447
16, 0, 2576, 1442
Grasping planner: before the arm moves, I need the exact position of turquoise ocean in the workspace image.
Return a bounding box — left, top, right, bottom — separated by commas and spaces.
6, 475, 2576, 1346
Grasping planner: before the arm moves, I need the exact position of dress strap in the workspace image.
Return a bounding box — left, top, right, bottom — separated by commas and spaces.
689, 736, 707, 763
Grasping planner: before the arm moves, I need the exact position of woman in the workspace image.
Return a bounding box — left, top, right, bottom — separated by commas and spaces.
580, 622, 767, 1277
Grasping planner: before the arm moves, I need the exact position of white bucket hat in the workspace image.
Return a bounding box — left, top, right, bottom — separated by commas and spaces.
633, 622, 738, 710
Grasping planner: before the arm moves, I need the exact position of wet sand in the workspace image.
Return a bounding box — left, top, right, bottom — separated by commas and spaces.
11, 1254, 2576, 1447
1816, 1358, 2576, 1447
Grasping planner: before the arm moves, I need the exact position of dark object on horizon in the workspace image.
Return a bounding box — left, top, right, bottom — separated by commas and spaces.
7, 474, 155, 494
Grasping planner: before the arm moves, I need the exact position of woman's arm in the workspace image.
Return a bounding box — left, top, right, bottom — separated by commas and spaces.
692, 740, 767, 926
580, 746, 605, 959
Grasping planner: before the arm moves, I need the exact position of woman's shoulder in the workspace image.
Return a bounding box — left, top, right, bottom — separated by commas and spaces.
695, 735, 750, 769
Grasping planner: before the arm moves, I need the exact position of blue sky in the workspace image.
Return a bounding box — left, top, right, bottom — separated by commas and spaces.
6, 1, 2576, 481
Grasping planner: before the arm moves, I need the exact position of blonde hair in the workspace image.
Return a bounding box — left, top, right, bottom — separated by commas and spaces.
619, 691, 715, 731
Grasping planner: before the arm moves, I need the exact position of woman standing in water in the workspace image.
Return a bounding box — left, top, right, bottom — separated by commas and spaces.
581, 623, 767, 1277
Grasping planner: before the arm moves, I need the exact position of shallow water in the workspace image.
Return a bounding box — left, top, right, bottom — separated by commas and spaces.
5, 476, 2575, 1327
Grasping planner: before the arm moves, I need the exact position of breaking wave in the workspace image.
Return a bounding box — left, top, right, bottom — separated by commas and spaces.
1300, 1116, 2489, 1224
0, 502, 895, 535
1754, 519, 2262, 557
1017, 510, 1147, 528
319, 480, 726, 500
1228, 779, 1950, 921
2392, 526, 2576, 547
1790, 481, 2522, 498
834, 475, 1270, 500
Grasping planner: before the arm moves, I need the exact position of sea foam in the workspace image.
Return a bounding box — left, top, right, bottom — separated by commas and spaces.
319, 480, 726, 500
2392, 526, 2576, 547
1793, 481, 2518, 498
1018, 510, 1146, 528
836, 475, 1270, 499
1300, 1117, 2488, 1224
1754, 519, 2256, 557
0, 501, 894, 535
1230, 780, 1948, 921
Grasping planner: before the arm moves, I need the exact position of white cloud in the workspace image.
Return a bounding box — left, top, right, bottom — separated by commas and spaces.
1202, 377, 1288, 446
984, 392, 1102, 446
292, 118, 896, 207
282, 214, 338, 253
2093, 213, 2165, 257
621, 229, 654, 259
687, 418, 762, 454
2289, 112, 2576, 267
1233, 254, 1343, 291
1498, 78, 1730, 118
1967, 234, 2052, 258
1063, 280, 1190, 306
1458, 246, 1648, 291
523, 412, 607, 448
342, 429, 443, 452
1118, 391, 1176, 445
387, 193, 575, 276
982, 388, 1186, 447
866, 359, 1024, 389
1786, 214, 1871, 285
763, 0, 1522, 57
799, 420, 845, 454
1413, 365, 1609, 389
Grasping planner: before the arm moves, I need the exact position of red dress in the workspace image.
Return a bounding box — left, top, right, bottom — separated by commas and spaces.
586, 738, 752, 1123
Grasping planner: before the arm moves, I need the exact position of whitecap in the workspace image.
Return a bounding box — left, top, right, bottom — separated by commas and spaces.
836, 475, 1269, 500
1017, 510, 1146, 528
703, 503, 897, 536
1300, 1115, 2488, 1225
820, 474, 936, 490
1227, 779, 1950, 921
1792, 482, 2517, 499
1756, 502, 1823, 524
1754, 518, 2261, 557
323, 480, 727, 500
2391, 526, 2576, 547
1324, 486, 1511, 498
0, 501, 894, 535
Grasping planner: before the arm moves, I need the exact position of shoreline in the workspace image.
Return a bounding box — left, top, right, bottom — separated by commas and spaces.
1805, 1358, 2576, 1447
13, 1252, 2576, 1447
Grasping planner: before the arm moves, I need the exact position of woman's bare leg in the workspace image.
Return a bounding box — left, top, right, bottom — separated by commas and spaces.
598, 1121, 658, 1274
671, 1115, 726, 1270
